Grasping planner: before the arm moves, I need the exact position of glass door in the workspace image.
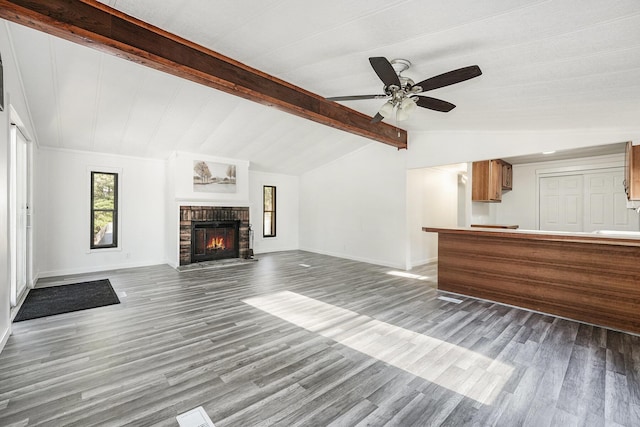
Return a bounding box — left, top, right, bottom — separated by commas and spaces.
10, 125, 29, 307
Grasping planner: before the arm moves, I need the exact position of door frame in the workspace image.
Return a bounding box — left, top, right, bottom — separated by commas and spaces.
8, 105, 33, 307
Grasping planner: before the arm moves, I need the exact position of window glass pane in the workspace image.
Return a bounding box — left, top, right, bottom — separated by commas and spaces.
263, 185, 276, 237
93, 173, 115, 210
264, 212, 273, 236
264, 186, 273, 211
93, 211, 114, 246
91, 171, 118, 249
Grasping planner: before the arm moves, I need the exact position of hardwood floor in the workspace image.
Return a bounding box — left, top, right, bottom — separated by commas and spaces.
1, 251, 639, 426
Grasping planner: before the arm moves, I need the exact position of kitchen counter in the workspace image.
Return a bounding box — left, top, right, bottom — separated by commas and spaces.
425, 226, 640, 245
423, 226, 640, 334
470, 224, 519, 229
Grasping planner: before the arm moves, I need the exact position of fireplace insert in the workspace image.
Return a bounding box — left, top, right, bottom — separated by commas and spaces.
191, 221, 240, 262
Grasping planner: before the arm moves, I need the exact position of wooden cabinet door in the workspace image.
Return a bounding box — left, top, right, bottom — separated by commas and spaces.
489, 160, 502, 201
626, 142, 640, 200
501, 161, 512, 190
472, 160, 502, 202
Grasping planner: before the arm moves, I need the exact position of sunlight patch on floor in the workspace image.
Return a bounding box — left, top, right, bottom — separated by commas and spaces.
386, 271, 432, 281
243, 291, 513, 405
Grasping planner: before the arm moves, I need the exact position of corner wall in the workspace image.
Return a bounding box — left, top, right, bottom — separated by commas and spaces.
299, 143, 408, 269
249, 171, 299, 254
36, 148, 166, 277
0, 21, 38, 352
407, 168, 459, 268
0, 36, 11, 352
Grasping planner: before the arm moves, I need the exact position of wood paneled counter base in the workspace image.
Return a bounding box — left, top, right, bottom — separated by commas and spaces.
423, 227, 640, 334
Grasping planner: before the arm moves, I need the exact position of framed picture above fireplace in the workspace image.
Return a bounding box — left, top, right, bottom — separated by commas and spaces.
193, 160, 237, 193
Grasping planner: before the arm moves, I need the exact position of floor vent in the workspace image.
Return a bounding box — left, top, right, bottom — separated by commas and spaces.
177, 406, 215, 427
438, 296, 463, 304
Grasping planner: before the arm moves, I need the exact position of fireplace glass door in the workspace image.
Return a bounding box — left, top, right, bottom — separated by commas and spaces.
192, 221, 239, 262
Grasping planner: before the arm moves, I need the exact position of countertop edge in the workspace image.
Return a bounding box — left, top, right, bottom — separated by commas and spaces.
422, 226, 640, 247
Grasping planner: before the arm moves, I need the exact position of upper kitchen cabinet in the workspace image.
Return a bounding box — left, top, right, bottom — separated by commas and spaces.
625, 141, 640, 201
472, 159, 512, 202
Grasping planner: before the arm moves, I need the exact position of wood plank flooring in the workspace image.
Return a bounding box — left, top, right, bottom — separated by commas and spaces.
1, 250, 639, 426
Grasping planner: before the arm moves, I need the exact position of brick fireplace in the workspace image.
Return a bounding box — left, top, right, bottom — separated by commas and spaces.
180, 206, 250, 265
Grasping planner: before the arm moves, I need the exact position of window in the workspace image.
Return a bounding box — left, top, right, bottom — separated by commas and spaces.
91, 171, 118, 249
263, 185, 276, 237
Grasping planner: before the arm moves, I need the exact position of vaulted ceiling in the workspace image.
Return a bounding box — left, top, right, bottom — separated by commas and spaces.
4, 0, 640, 174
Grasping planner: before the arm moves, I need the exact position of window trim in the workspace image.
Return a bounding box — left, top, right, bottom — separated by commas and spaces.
90, 171, 119, 249
263, 185, 276, 238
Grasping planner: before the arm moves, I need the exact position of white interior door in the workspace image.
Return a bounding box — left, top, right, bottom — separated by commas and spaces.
539, 175, 584, 231
584, 170, 640, 232
539, 168, 640, 233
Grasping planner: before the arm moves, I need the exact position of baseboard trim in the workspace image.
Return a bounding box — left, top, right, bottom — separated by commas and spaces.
410, 257, 438, 268
0, 325, 11, 356
29, 272, 40, 289
38, 260, 167, 279
299, 246, 406, 270
254, 246, 299, 255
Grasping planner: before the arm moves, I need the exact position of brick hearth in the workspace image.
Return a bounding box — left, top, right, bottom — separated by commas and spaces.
180, 206, 250, 265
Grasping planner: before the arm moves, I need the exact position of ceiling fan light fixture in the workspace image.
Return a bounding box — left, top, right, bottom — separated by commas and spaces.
378, 101, 395, 118
397, 97, 417, 121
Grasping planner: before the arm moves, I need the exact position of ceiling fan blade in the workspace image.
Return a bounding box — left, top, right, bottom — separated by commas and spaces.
413, 65, 482, 92
369, 57, 401, 88
326, 94, 387, 101
415, 96, 456, 112
370, 112, 385, 123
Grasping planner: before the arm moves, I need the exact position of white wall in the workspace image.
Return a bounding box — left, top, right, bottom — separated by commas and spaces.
407, 168, 458, 268
249, 171, 299, 254
0, 49, 10, 352
406, 130, 640, 169
36, 148, 166, 277
164, 152, 178, 266
1, 22, 39, 351
471, 202, 498, 226
300, 143, 407, 269
495, 153, 629, 230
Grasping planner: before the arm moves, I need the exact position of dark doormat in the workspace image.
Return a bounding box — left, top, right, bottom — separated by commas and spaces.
14, 279, 120, 322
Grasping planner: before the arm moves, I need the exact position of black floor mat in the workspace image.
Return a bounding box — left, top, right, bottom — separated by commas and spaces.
14, 279, 120, 322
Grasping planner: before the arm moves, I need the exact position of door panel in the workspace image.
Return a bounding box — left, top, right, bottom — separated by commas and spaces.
584, 170, 640, 232
539, 175, 584, 232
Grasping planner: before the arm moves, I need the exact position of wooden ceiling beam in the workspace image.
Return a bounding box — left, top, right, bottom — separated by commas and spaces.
0, 0, 407, 149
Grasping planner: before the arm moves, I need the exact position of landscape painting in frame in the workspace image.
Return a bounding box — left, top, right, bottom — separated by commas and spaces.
193, 161, 237, 193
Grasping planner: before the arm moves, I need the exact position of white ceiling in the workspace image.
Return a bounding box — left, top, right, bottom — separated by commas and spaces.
5, 0, 640, 174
